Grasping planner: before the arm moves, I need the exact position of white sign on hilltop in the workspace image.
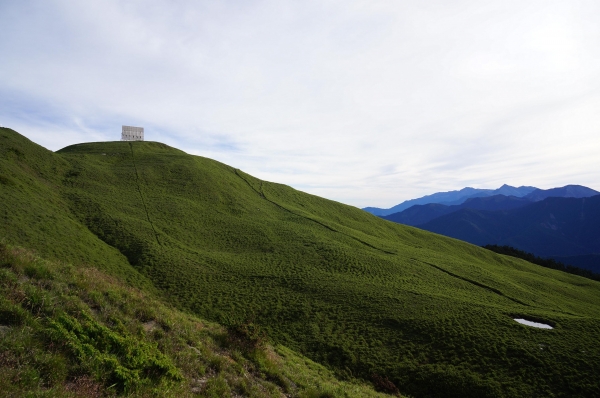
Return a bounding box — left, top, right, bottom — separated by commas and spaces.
121, 125, 144, 141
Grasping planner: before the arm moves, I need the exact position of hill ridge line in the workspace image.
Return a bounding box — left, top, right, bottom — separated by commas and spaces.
234, 169, 395, 255
130, 142, 162, 246
411, 258, 531, 307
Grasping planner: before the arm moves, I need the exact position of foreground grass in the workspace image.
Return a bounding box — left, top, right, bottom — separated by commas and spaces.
0, 243, 391, 397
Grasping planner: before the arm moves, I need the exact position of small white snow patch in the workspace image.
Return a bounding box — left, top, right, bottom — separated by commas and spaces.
514, 318, 553, 329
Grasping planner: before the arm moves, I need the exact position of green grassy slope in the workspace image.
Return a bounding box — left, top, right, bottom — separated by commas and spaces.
0, 130, 154, 292
0, 243, 388, 397
2, 127, 600, 397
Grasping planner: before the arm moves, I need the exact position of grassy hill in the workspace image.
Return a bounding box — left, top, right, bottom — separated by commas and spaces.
0, 242, 388, 397
2, 127, 600, 397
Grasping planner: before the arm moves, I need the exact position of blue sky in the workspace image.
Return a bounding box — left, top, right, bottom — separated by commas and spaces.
1, 0, 599, 208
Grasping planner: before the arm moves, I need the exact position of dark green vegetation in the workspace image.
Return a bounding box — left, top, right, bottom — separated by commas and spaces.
483, 245, 600, 282
2, 128, 600, 397
0, 243, 388, 397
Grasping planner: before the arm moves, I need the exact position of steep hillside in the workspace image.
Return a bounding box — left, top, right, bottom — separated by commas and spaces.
2, 128, 600, 397
0, 129, 154, 291
0, 243, 388, 397
419, 196, 600, 257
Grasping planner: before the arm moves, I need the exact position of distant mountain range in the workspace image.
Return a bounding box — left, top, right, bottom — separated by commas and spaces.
419, 195, 600, 257
525, 185, 600, 201
363, 184, 537, 216
374, 185, 600, 271
382, 185, 600, 226
383, 194, 532, 226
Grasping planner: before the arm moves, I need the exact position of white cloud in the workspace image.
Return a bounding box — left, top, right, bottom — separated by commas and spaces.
1, 0, 599, 208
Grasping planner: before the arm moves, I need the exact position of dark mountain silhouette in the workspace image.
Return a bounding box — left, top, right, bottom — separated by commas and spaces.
364, 184, 536, 216
524, 184, 599, 202
418, 195, 600, 257
462, 194, 533, 211
483, 245, 600, 281
494, 184, 540, 197
382, 203, 455, 226
550, 254, 600, 274
383, 194, 531, 226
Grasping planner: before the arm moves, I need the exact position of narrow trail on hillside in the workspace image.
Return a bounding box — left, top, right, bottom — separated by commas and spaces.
412, 258, 531, 307
235, 169, 395, 255
129, 143, 162, 246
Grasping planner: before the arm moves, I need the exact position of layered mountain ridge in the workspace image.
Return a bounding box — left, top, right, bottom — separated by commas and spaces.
376, 185, 600, 273
383, 194, 533, 226
363, 184, 537, 216
419, 195, 600, 258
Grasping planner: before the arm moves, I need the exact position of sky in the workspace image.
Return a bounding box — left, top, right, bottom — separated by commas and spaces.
1, 0, 599, 208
